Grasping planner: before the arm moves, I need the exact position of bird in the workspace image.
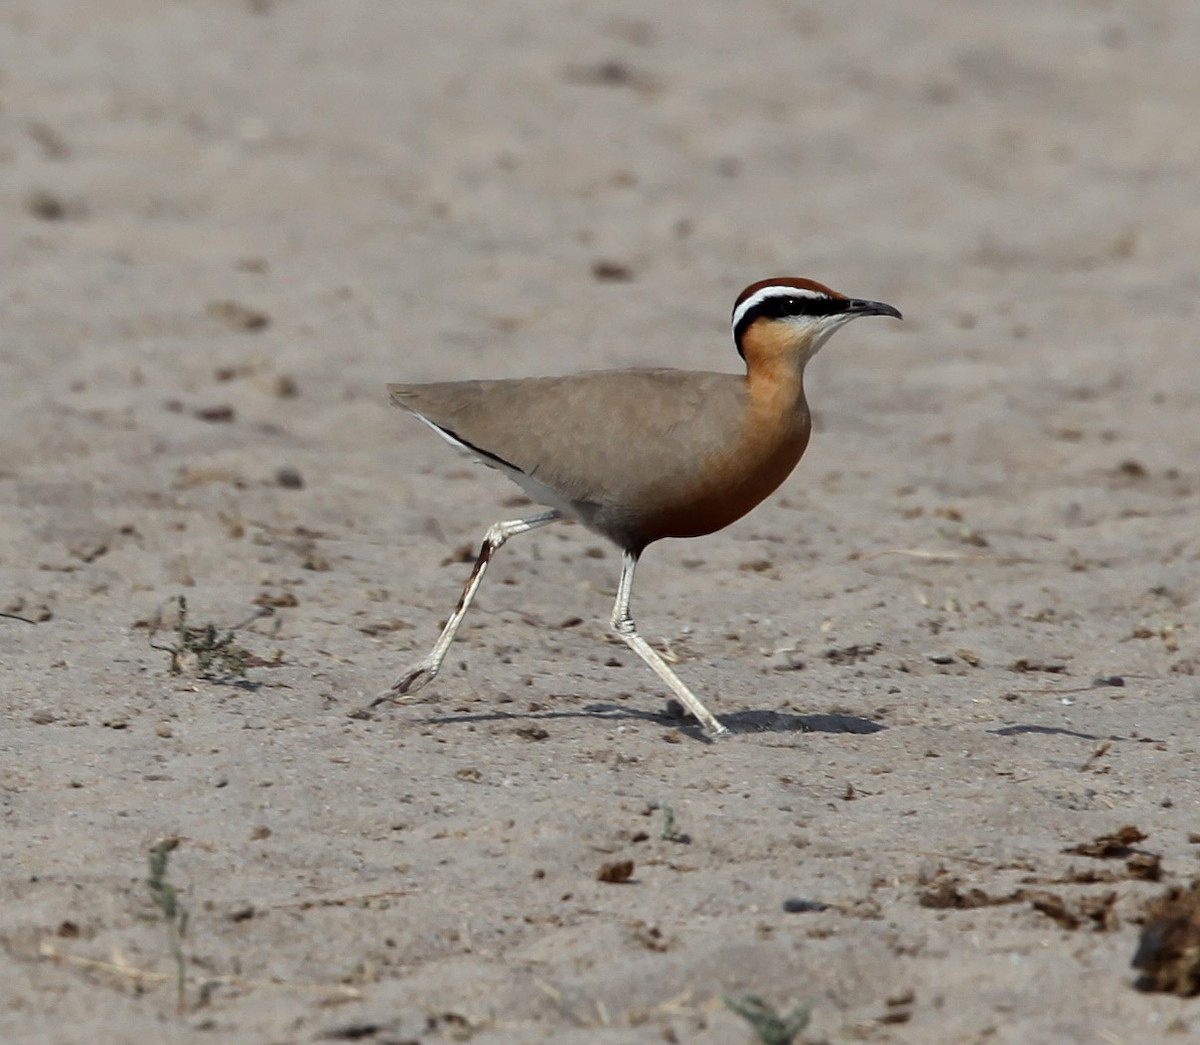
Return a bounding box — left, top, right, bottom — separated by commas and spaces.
376, 277, 901, 736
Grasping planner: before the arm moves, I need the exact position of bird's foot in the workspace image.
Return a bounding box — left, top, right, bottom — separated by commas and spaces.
665, 697, 729, 739
369, 661, 439, 708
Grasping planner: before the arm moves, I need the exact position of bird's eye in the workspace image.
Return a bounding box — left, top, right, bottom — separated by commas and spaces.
786, 297, 799, 311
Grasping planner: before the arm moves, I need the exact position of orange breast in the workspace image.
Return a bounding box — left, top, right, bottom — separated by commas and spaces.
637, 370, 811, 544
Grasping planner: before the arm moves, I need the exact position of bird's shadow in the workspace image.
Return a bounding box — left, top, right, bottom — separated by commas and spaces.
989, 723, 1103, 741
417, 701, 886, 741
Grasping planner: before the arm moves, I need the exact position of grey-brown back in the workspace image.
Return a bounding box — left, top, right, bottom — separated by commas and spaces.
390, 369, 748, 550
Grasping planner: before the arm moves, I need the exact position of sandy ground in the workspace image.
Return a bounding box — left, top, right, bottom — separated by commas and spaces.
3, 1, 1200, 1042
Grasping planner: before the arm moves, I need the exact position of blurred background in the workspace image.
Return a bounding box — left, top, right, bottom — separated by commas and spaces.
3, 0, 1196, 494
3, 0, 1197, 594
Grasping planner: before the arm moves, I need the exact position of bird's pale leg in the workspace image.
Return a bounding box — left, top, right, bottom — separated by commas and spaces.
609, 551, 728, 737
375, 510, 562, 706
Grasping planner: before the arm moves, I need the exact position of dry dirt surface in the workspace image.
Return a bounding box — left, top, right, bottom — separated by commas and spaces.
2, 2, 1199, 1043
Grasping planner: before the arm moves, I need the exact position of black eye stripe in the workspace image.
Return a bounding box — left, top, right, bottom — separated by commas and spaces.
751, 294, 846, 320
731, 292, 848, 355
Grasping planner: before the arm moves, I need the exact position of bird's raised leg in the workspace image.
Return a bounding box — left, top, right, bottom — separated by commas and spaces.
609, 550, 728, 737
374, 510, 562, 706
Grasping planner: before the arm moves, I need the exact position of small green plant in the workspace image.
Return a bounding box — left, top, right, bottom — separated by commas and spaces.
723, 994, 812, 1045
159, 596, 249, 678
147, 837, 189, 1013
656, 801, 688, 843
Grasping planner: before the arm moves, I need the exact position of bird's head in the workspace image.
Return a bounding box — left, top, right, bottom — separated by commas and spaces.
731, 277, 901, 368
